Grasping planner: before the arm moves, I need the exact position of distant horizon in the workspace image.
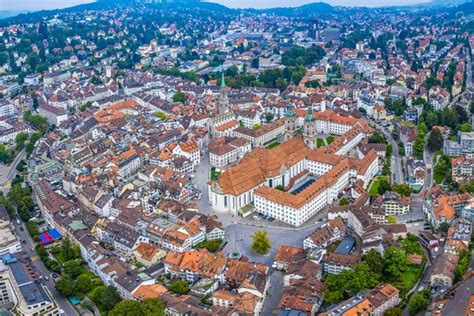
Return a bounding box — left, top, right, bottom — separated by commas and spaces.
0, 0, 434, 12
207, 0, 432, 9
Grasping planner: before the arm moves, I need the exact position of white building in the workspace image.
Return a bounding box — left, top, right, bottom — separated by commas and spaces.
209, 135, 378, 226
37, 104, 68, 126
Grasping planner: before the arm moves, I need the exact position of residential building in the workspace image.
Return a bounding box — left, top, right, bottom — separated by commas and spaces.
322, 253, 361, 274
373, 191, 411, 215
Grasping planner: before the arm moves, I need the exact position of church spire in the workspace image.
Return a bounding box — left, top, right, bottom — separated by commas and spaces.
221, 70, 226, 88
219, 66, 229, 113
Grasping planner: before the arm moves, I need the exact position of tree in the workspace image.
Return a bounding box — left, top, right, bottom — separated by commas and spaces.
155, 112, 167, 120
305, 79, 321, 88
369, 132, 385, 144
15, 132, 28, 149
386, 144, 393, 157
63, 260, 82, 278
60, 238, 81, 261
427, 129, 443, 152
275, 185, 285, 191
23, 111, 48, 133
378, 179, 391, 195
408, 290, 429, 316
75, 274, 93, 294
454, 250, 470, 281
80, 101, 93, 112
438, 222, 450, 233
275, 77, 288, 91
172, 91, 186, 103
388, 215, 397, 224
391, 184, 412, 197
251, 230, 271, 255
339, 197, 350, 206
265, 112, 274, 123
90, 286, 121, 311
109, 300, 142, 316
324, 263, 380, 305
384, 307, 403, 316
141, 298, 166, 316
383, 247, 409, 280
459, 122, 472, 132
55, 276, 76, 297
168, 280, 189, 294
455, 105, 468, 124
433, 155, 452, 184
362, 249, 384, 275
413, 133, 425, 159
109, 298, 165, 316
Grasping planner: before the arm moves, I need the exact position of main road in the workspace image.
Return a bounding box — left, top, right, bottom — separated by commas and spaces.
12, 220, 78, 316
0, 149, 26, 188
368, 119, 404, 184
419, 131, 435, 195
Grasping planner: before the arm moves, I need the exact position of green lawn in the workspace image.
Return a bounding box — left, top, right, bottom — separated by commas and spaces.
433, 172, 444, 184
266, 141, 281, 149
368, 176, 388, 196
327, 135, 335, 145
402, 236, 424, 255
393, 265, 419, 297
316, 138, 325, 148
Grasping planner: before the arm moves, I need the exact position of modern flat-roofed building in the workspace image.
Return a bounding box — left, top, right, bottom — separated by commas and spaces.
2, 254, 60, 316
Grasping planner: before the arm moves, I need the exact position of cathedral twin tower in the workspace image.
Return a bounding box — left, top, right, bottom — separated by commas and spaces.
284, 105, 317, 150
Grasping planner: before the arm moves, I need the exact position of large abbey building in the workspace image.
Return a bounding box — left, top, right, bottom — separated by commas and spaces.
208, 107, 378, 226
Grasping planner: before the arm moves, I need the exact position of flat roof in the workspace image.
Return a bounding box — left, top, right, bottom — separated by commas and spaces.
9, 261, 29, 286
19, 282, 50, 306
335, 236, 356, 255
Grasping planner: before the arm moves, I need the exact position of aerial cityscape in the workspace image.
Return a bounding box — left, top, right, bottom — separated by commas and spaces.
0, 0, 472, 315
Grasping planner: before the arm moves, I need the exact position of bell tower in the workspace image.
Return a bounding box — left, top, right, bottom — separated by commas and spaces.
303, 106, 316, 150
284, 105, 297, 141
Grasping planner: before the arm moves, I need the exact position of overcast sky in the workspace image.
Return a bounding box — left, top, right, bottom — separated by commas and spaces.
0, 0, 93, 11
0, 0, 432, 11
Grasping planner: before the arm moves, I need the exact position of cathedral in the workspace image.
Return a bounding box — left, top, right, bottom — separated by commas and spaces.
284, 105, 316, 149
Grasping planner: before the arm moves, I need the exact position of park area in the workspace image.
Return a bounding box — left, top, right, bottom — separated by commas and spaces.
316, 135, 335, 148
368, 176, 389, 196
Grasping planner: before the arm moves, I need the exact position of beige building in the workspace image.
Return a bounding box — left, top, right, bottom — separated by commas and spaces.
133, 242, 167, 267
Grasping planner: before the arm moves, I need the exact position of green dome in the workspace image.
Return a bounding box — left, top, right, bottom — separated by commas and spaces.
305, 106, 315, 122
285, 105, 296, 118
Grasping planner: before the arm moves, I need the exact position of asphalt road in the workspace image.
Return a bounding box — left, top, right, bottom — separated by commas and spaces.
370, 119, 404, 184
466, 49, 472, 89
12, 220, 78, 316
419, 132, 435, 195
0, 149, 26, 188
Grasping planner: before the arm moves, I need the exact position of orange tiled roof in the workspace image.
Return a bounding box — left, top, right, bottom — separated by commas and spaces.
133, 284, 167, 300
215, 120, 238, 132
